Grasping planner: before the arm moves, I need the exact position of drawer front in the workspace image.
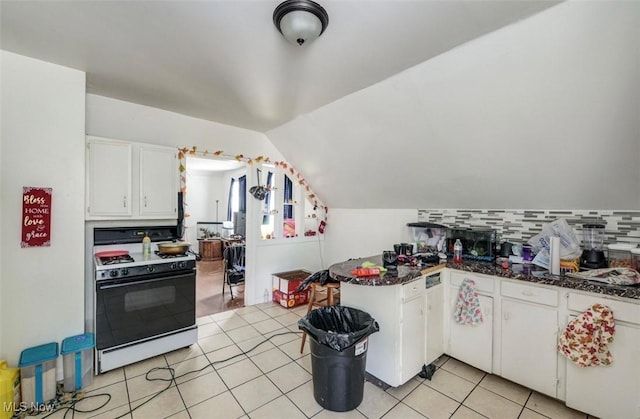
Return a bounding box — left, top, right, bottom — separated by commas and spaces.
567, 292, 640, 325
450, 271, 494, 294
501, 280, 558, 306
402, 278, 424, 301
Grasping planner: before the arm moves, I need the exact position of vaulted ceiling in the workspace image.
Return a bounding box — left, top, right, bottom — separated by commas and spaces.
3, 1, 639, 210
1, 0, 558, 132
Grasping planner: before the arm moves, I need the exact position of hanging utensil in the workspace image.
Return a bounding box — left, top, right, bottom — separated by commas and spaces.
249, 168, 268, 200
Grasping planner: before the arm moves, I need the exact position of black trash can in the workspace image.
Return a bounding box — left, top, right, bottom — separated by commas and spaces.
298, 305, 379, 412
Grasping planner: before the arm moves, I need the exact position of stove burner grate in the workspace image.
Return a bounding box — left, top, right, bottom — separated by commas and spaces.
99, 255, 135, 265
155, 251, 187, 259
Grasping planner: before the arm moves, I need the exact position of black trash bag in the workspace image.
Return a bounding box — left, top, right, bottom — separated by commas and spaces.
295, 270, 339, 292
298, 305, 380, 352
296, 270, 325, 292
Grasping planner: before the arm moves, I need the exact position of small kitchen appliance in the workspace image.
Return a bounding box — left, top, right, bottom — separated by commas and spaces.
382, 251, 398, 270
406, 222, 446, 254
92, 225, 197, 374
580, 223, 607, 269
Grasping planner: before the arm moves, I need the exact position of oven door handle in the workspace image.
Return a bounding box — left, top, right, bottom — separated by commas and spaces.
97, 276, 176, 290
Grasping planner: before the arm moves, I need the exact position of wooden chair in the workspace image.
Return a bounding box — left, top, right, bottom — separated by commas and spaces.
300, 282, 341, 353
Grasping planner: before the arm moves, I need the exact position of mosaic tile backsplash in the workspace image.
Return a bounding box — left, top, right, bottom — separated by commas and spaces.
417, 209, 640, 248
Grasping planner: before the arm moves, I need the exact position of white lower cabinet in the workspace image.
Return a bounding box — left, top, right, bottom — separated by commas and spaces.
341, 278, 426, 387
564, 292, 640, 419
441, 270, 640, 418
501, 298, 558, 397
500, 280, 559, 398
447, 288, 493, 373
425, 283, 444, 365
400, 282, 425, 383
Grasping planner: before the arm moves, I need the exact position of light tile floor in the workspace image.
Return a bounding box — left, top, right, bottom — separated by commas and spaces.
33, 302, 594, 419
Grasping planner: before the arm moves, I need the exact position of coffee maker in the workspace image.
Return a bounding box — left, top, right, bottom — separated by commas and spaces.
580, 223, 607, 269
383, 251, 398, 270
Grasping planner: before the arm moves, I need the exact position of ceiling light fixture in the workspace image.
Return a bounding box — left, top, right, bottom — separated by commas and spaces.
273, 0, 329, 46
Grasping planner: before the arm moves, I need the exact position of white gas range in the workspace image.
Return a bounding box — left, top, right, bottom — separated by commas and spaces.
92, 226, 198, 374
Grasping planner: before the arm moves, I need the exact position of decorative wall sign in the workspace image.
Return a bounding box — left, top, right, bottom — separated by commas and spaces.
21, 187, 52, 247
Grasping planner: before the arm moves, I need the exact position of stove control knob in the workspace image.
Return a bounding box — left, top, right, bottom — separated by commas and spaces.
120, 268, 129, 276
170, 262, 177, 270
178, 261, 187, 269
146, 265, 155, 273
109, 270, 118, 278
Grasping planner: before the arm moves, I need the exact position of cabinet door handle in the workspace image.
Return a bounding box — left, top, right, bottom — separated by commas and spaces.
504, 312, 510, 321
144, 196, 148, 207
123, 196, 127, 208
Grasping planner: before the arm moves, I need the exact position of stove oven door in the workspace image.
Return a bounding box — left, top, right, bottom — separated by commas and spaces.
95, 270, 196, 350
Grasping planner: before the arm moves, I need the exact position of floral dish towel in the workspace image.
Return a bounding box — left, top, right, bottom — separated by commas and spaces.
454, 278, 483, 325
558, 303, 615, 367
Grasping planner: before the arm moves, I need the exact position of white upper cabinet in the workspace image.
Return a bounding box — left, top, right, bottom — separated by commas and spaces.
139, 145, 178, 217
86, 138, 132, 217
86, 136, 178, 220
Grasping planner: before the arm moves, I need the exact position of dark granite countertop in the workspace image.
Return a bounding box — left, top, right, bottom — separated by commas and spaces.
328, 255, 423, 286
448, 261, 640, 301
329, 255, 640, 300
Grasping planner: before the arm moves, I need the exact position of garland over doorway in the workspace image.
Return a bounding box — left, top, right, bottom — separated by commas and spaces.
177, 146, 328, 233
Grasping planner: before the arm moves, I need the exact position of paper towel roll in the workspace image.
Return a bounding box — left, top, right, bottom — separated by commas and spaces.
549, 236, 561, 275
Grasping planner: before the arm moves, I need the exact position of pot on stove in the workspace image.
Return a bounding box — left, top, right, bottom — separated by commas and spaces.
156, 241, 192, 255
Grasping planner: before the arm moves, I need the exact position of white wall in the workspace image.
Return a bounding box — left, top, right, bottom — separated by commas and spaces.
86, 94, 280, 158
183, 169, 226, 244
251, 239, 327, 304
267, 1, 640, 210
323, 209, 417, 267
0, 51, 86, 369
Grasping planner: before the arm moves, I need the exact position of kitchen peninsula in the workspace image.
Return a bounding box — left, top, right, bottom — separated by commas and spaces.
329, 255, 444, 388
329, 256, 640, 418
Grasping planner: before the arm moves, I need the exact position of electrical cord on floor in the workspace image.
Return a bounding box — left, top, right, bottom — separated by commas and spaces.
12, 331, 302, 419
111, 330, 303, 419
12, 385, 112, 419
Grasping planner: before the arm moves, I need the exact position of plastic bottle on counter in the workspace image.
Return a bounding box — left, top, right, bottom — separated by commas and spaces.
142, 232, 151, 256
453, 239, 463, 264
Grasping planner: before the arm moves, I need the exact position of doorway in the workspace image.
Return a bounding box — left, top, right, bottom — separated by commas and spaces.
185, 156, 247, 317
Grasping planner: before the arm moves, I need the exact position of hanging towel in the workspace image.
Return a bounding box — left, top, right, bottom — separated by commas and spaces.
454, 278, 483, 325
558, 304, 615, 368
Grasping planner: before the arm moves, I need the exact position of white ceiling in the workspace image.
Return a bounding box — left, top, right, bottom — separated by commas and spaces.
186, 156, 244, 172
0, 0, 560, 133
